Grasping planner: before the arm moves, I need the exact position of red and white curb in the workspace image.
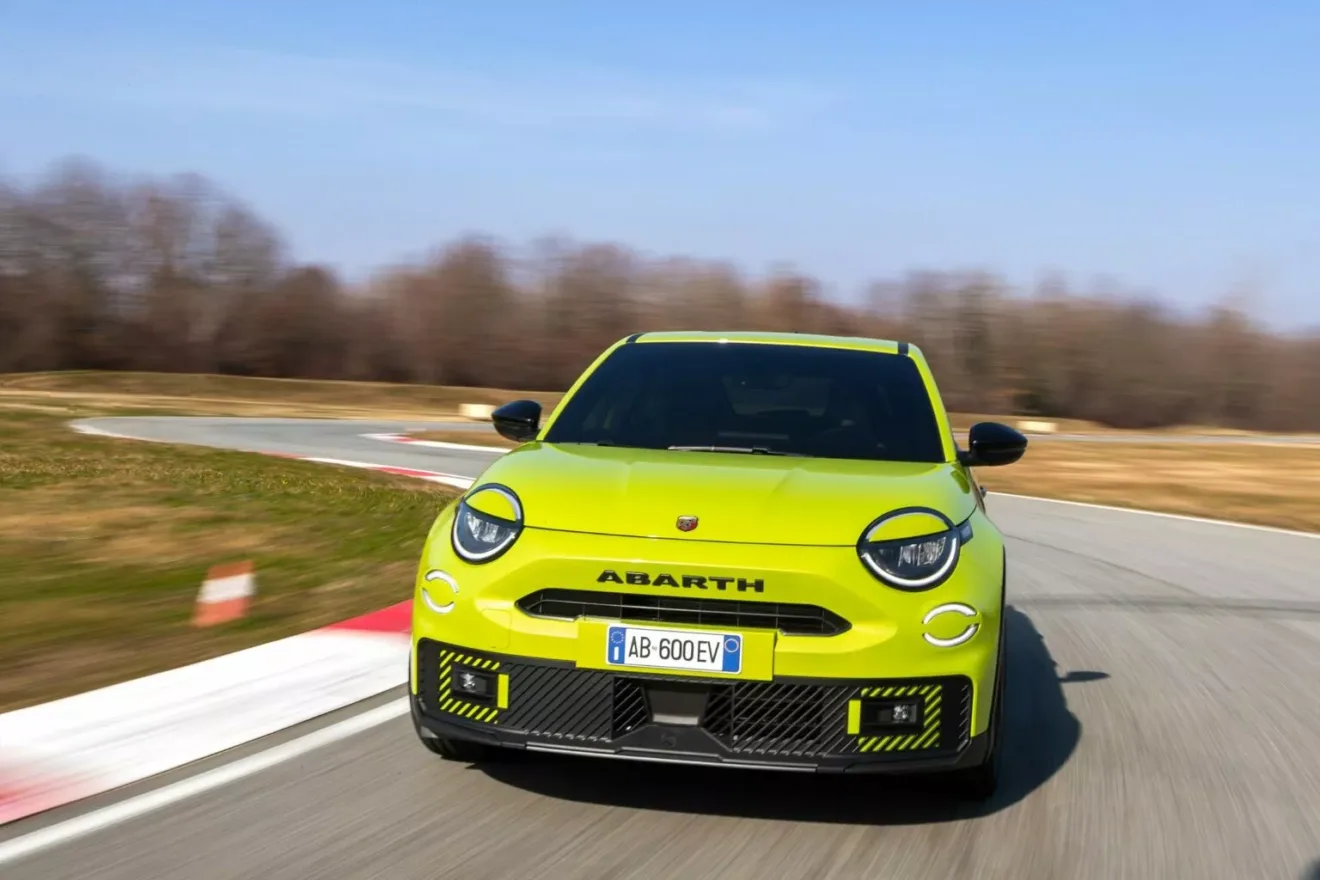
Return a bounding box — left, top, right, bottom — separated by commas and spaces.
70, 423, 160, 441
260, 451, 478, 489
362, 431, 509, 455
0, 604, 413, 826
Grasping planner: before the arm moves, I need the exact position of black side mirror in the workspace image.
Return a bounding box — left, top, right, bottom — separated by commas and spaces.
491, 399, 542, 443
958, 422, 1028, 467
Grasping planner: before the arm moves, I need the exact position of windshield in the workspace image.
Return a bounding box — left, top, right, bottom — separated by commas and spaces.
543, 341, 947, 463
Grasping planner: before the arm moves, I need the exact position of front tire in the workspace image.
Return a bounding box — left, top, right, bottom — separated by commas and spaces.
944, 635, 1006, 800
410, 687, 500, 763
946, 743, 999, 800
418, 732, 495, 763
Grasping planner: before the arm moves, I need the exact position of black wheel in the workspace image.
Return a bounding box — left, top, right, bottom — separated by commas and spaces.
946, 745, 999, 801
418, 733, 495, 763
944, 637, 1006, 800
410, 689, 500, 763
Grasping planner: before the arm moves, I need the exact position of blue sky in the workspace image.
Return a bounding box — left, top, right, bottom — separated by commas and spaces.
1, 0, 1316, 328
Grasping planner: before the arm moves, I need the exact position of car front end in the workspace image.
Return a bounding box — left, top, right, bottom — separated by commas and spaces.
407, 332, 1025, 794
410, 487, 1005, 775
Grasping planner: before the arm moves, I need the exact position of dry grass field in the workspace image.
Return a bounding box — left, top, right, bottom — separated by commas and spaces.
0, 404, 458, 712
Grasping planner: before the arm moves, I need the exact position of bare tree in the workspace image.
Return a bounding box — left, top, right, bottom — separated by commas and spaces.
1, 156, 1318, 431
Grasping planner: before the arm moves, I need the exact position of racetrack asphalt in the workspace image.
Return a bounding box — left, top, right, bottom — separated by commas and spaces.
3, 417, 1319, 879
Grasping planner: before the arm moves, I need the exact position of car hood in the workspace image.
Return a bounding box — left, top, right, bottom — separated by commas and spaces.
468, 443, 977, 546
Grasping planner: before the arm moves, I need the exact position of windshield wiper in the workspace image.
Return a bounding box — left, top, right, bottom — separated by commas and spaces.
666, 445, 802, 456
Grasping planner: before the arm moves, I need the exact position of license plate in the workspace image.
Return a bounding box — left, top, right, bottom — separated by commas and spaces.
605, 624, 742, 675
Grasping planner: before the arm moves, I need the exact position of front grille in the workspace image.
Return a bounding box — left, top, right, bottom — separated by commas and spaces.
515, 588, 850, 636
611, 678, 650, 739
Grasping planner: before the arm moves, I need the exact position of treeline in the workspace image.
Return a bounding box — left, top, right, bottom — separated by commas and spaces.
1, 158, 1317, 430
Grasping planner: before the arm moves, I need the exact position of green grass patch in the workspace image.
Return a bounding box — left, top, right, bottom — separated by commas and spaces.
0, 409, 458, 712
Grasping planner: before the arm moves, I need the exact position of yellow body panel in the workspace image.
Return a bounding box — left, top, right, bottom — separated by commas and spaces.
411, 332, 1013, 745
412, 501, 1005, 735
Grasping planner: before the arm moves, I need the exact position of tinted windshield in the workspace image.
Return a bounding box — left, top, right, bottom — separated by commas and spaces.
544, 342, 947, 463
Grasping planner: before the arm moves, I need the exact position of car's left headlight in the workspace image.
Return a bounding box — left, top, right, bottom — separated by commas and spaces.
451, 484, 523, 563
856, 509, 974, 591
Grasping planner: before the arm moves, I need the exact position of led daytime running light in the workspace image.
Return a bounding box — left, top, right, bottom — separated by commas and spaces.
450, 484, 524, 563
856, 508, 973, 591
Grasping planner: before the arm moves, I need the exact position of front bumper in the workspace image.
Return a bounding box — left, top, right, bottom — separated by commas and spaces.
412, 510, 1007, 738
412, 637, 990, 773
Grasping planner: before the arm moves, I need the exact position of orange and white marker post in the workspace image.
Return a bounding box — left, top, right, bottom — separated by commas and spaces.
193, 561, 256, 627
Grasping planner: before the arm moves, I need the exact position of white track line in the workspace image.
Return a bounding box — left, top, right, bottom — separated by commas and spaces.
361, 432, 508, 454
287, 456, 476, 490
69, 423, 156, 441
414, 440, 509, 453
0, 700, 408, 868
993, 492, 1318, 540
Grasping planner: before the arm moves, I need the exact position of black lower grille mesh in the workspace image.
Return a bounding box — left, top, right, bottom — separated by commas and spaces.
611, 678, 650, 739
704, 681, 854, 756
417, 639, 973, 760
501, 664, 614, 742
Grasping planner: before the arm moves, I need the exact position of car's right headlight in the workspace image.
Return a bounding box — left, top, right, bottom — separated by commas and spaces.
451, 484, 523, 563
856, 508, 973, 591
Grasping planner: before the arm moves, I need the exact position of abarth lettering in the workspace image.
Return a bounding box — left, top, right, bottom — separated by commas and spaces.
597, 569, 765, 593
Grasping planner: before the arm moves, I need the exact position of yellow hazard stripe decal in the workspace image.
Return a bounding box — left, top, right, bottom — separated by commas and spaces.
854, 684, 942, 753
436, 649, 504, 725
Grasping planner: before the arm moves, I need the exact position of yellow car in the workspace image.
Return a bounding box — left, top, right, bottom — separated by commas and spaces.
408, 331, 1027, 798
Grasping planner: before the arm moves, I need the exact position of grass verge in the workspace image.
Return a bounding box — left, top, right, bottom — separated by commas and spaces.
0, 409, 457, 713
411, 430, 1320, 534
973, 440, 1320, 533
